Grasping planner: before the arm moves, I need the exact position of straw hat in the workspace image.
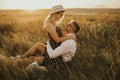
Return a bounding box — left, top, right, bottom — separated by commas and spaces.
50, 5, 65, 14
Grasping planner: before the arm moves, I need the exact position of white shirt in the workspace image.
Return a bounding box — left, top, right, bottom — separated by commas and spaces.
47, 34, 77, 62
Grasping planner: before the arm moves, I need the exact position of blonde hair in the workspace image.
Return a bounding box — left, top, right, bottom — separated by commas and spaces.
44, 14, 52, 27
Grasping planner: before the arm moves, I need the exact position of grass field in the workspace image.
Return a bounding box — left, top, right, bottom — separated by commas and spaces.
0, 9, 120, 80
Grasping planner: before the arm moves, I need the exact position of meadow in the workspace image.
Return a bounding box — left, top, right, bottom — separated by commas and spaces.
0, 9, 120, 80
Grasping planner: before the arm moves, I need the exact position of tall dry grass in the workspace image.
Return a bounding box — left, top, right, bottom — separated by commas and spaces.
0, 10, 120, 80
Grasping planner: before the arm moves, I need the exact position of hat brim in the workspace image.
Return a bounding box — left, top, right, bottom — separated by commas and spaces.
50, 9, 65, 15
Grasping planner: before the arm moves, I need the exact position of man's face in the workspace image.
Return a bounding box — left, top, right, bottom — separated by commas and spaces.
65, 23, 74, 32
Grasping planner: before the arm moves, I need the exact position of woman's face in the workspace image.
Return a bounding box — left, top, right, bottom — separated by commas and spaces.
55, 12, 64, 20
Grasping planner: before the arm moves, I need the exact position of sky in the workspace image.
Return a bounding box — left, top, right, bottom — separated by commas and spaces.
0, 0, 120, 10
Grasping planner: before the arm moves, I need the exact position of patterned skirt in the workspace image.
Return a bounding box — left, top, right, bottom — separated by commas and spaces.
42, 48, 65, 72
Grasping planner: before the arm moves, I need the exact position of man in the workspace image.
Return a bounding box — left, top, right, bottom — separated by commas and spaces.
47, 20, 80, 62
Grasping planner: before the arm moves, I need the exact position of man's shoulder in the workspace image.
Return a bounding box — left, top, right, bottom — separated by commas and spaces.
62, 39, 76, 45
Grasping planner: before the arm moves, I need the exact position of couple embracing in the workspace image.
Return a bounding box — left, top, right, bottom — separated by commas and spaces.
11, 5, 80, 73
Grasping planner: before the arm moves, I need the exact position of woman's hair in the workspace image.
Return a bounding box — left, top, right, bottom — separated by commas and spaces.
44, 11, 65, 27
44, 14, 51, 27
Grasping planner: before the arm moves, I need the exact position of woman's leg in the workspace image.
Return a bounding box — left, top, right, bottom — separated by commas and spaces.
15, 56, 45, 67
21, 42, 46, 58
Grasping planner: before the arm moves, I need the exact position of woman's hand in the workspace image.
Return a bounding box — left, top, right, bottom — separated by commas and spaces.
62, 31, 67, 36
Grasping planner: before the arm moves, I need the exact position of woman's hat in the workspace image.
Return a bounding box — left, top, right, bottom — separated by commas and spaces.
50, 5, 65, 14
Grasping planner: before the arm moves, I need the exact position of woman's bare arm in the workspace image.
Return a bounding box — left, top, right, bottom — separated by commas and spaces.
46, 23, 74, 43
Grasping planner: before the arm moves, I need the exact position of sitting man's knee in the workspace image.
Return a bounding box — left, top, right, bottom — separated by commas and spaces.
28, 56, 35, 60
35, 42, 42, 46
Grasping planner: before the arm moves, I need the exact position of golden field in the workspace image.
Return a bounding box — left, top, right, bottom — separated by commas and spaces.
0, 9, 120, 80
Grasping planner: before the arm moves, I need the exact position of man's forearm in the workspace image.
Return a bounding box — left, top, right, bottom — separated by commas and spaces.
47, 43, 67, 58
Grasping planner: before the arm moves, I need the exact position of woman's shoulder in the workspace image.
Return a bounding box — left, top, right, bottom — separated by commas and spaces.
45, 22, 56, 32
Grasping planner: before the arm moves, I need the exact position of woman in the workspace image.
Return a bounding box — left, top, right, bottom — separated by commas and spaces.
12, 5, 75, 71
